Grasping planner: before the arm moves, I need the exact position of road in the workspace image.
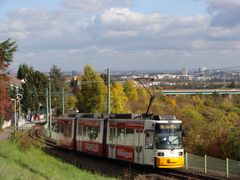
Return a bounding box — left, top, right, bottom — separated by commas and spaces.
0, 128, 13, 140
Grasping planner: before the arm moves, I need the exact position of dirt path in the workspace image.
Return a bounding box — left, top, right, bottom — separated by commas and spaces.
0, 128, 13, 140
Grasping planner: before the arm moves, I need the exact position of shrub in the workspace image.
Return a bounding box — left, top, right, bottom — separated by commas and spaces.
9, 130, 38, 152
0, 116, 4, 130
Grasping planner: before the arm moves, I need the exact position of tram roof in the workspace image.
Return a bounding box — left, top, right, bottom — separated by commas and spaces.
61, 113, 181, 122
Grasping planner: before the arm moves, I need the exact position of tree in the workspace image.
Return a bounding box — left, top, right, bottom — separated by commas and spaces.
49, 65, 65, 93
67, 96, 77, 110
167, 96, 177, 108
18, 65, 48, 114
70, 77, 80, 94
0, 39, 17, 126
0, 81, 11, 123
123, 80, 138, 101
21, 82, 34, 114
228, 81, 235, 88
76, 65, 106, 113
17, 63, 34, 80
111, 82, 128, 113
0, 38, 17, 71
49, 65, 66, 116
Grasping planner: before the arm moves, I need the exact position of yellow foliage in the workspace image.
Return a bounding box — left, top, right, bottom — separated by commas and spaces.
67, 96, 77, 109
124, 80, 138, 101
167, 96, 176, 107
111, 83, 128, 113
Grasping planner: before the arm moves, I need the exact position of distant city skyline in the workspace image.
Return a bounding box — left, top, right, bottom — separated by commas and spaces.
0, 0, 240, 72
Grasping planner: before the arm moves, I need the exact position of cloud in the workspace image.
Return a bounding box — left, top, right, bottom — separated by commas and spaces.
205, 0, 240, 27
94, 7, 240, 51
1, 1, 240, 71
61, 0, 133, 13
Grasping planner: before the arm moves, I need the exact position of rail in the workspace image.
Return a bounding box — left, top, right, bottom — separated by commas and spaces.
185, 152, 240, 179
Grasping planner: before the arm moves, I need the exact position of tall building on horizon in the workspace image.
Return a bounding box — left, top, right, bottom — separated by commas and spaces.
199, 67, 207, 73
181, 68, 188, 75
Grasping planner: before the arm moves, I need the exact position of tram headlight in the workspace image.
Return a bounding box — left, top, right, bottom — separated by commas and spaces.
179, 152, 183, 156
157, 152, 164, 156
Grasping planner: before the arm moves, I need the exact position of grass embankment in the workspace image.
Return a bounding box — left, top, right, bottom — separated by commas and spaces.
0, 140, 114, 180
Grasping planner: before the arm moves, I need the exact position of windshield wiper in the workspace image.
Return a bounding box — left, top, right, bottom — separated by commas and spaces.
170, 137, 179, 151
170, 137, 178, 143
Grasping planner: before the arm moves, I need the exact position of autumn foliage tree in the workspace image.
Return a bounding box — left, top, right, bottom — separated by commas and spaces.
111, 82, 128, 113
123, 80, 138, 101
0, 39, 17, 127
76, 65, 106, 113
0, 81, 11, 125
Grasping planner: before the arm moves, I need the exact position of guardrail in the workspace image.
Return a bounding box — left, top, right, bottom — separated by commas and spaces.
162, 89, 240, 95
185, 152, 240, 178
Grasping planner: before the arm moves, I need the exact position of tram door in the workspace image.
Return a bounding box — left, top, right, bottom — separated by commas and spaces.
144, 120, 155, 166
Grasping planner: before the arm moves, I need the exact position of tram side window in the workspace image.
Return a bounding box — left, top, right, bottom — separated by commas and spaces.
78, 124, 83, 137
117, 128, 125, 145
125, 129, 134, 146
88, 127, 95, 141
60, 123, 64, 135
52, 122, 57, 132
57, 123, 61, 133
94, 127, 100, 142
145, 130, 154, 149
81, 125, 100, 142
65, 124, 72, 137
83, 126, 89, 141
109, 128, 116, 144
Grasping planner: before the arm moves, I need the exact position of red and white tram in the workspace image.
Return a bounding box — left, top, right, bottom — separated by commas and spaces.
76, 114, 105, 156
51, 113, 184, 168
55, 115, 76, 150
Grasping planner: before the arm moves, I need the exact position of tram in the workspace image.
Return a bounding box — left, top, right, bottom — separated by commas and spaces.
50, 113, 184, 168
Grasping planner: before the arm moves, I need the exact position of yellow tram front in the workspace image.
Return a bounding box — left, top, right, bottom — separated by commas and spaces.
154, 119, 184, 168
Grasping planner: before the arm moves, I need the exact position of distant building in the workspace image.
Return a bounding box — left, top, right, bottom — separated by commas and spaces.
199, 67, 207, 73
71, 70, 78, 76
179, 75, 193, 81
0, 71, 22, 89
181, 68, 188, 75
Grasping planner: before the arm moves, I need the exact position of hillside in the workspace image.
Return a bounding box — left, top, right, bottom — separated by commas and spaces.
0, 140, 114, 180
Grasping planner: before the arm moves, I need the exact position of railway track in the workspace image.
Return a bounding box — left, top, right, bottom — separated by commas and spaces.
28, 126, 39, 142
28, 126, 56, 147
28, 127, 224, 180
114, 161, 223, 180
132, 166, 223, 180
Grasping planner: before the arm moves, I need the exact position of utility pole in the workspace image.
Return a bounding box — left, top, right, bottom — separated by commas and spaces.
62, 88, 65, 115
49, 81, 52, 136
107, 68, 111, 114
11, 99, 17, 130
46, 88, 50, 136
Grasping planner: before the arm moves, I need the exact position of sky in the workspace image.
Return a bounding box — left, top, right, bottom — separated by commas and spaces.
0, 0, 240, 72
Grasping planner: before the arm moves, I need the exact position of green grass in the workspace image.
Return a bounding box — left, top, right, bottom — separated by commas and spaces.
0, 140, 115, 180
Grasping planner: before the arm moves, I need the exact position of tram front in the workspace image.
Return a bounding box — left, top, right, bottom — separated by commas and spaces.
154, 118, 184, 168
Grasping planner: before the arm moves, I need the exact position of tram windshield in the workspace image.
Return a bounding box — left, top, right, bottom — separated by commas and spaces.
155, 123, 183, 150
